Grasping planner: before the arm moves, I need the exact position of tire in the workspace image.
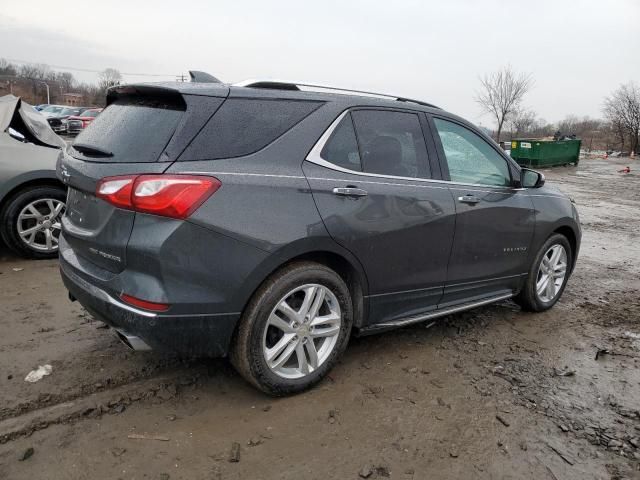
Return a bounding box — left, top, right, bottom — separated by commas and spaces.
230, 261, 353, 396
0, 185, 66, 259
514, 233, 573, 312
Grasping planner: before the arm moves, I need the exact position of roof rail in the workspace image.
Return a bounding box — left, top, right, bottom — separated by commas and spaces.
233, 79, 440, 109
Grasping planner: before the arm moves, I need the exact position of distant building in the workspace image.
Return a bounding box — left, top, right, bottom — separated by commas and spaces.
62, 93, 85, 106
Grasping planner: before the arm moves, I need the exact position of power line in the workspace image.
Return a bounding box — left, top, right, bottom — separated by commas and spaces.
4, 57, 180, 78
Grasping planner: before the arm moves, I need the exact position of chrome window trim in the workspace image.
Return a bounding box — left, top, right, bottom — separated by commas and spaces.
304, 109, 522, 194
177, 170, 567, 200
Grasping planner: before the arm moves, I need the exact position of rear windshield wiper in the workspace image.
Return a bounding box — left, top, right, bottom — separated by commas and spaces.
72, 143, 114, 157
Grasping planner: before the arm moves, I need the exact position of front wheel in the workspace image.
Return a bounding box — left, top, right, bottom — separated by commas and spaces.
230, 262, 353, 396
515, 233, 573, 312
0, 186, 66, 259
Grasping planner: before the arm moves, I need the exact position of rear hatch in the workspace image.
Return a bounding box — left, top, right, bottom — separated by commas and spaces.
58, 84, 228, 273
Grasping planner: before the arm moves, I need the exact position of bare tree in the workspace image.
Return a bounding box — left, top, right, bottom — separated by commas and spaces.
0, 58, 17, 76
476, 66, 533, 142
18, 63, 51, 80
56, 71, 76, 92
509, 108, 537, 138
603, 82, 640, 154
98, 68, 122, 93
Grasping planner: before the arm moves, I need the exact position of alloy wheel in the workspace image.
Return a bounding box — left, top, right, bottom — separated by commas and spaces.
536, 244, 567, 302
262, 284, 342, 379
17, 198, 65, 253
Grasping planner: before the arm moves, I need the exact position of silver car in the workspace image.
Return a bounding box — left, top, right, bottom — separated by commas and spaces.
0, 95, 66, 258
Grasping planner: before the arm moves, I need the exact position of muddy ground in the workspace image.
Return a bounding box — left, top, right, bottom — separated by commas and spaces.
0, 156, 639, 480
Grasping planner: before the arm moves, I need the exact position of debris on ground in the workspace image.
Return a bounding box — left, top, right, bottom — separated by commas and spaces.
111, 447, 126, 457
328, 409, 337, 424
229, 442, 241, 462
547, 443, 575, 465
553, 367, 576, 377
450, 445, 459, 458
127, 433, 170, 442
18, 447, 34, 461
496, 414, 510, 427
24, 364, 52, 383
358, 465, 373, 478
375, 465, 390, 477
247, 437, 263, 447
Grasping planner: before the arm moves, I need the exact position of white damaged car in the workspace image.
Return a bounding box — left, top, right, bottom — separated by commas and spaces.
0, 95, 67, 258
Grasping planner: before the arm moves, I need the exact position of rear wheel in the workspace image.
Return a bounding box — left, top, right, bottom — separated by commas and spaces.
515, 233, 572, 312
0, 186, 66, 259
230, 262, 353, 396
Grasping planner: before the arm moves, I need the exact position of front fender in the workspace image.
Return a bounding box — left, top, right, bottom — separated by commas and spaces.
528, 189, 581, 269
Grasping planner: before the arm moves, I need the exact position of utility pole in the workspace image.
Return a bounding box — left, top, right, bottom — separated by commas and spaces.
37, 81, 50, 104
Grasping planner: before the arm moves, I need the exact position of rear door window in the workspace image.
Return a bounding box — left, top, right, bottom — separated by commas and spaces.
72, 99, 183, 163
180, 98, 322, 160
320, 113, 362, 171
351, 110, 430, 178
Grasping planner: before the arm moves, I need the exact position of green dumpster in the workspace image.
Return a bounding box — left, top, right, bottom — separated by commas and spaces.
510, 138, 581, 167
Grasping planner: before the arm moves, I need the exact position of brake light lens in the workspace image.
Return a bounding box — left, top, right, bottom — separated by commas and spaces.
96, 176, 135, 209
96, 175, 220, 219
120, 293, 170, 312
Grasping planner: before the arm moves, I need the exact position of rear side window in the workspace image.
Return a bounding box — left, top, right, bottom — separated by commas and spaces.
72, 99, 183, 163
181, 98, 322, 160
351, 110, 430, 178
320, 114, 362, 171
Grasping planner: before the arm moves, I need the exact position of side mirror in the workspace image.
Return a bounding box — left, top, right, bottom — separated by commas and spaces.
521, 168, 545, 188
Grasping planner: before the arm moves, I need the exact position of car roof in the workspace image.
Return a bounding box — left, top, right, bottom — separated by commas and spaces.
111, 80, 442, 114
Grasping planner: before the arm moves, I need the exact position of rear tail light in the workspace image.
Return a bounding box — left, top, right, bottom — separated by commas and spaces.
120, 293, 170, 312
96, 175, 220, 219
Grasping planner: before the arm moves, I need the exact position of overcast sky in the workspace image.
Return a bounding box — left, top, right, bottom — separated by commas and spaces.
1, 0, 639, 126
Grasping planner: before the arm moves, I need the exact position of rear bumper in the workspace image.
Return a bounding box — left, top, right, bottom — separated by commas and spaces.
59, 245, 240, 357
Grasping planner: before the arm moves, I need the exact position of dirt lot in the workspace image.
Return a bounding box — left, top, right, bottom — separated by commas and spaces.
0, 156, 639, 480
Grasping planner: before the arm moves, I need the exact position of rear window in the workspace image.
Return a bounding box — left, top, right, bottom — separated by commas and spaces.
180, 98, 322, 161
72, 99, 183, 163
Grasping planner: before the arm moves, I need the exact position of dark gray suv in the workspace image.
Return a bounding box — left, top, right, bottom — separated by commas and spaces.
57, 78, 581, 395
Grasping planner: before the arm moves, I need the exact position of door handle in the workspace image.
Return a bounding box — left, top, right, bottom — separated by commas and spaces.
458, 195, 480, 204
333, 187, 368, 198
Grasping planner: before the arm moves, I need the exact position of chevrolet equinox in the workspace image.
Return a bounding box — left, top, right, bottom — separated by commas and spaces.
57, 77, 581, 395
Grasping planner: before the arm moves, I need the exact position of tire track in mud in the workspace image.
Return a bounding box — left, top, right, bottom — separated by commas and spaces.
0, 355, 192, 423
0, 371, 204, 444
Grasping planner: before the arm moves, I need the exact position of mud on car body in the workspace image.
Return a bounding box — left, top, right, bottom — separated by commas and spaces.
57, 75, 581, 395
